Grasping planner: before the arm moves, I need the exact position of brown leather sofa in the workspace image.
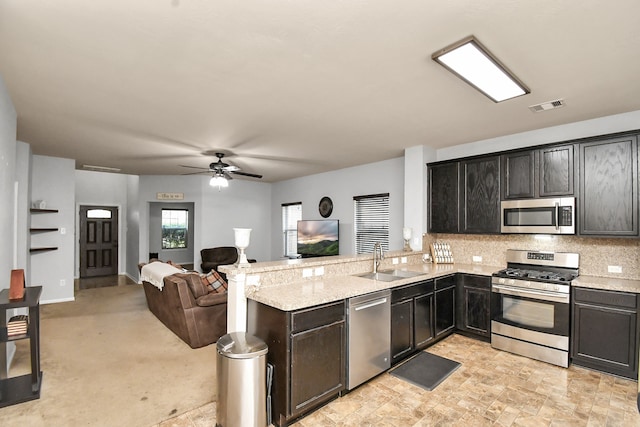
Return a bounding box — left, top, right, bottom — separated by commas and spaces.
138, 263, 227, 348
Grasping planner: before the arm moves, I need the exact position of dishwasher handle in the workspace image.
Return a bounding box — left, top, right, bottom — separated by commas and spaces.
353, 297, 388, 311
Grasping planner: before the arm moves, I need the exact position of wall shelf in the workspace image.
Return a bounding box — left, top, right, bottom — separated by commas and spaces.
29, 247, 58, 253
29, 208, 59, 255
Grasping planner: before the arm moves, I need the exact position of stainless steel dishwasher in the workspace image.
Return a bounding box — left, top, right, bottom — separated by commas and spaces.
347, 289, 391, 390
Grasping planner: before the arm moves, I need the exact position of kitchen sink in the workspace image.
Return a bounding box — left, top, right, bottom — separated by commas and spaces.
379, 269, 424, 278
355, 269, 423, 282
355, 272, 403, 282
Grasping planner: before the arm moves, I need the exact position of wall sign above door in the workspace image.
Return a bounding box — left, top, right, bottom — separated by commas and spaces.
156, 192, 184, 200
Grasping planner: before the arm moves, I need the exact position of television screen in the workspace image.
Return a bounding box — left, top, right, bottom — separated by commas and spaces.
297, 220, 339, 258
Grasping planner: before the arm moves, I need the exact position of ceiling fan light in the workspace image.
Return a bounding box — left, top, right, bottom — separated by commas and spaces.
210, 175, 228, 189
432, 36, 529, 102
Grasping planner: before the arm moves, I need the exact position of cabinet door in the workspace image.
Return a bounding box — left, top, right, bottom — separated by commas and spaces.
579, 135, 638, 236
290, 321, 345, 416
414, 293, 434, 349
434, 286, 455, 338
428, 162, 459, 233
391, 299, 414, 363
572, 302, 637, 379
539, 144, 575, 197
463, 287, 491, 337
502, 150, 535, 199
460, 156, 501, 233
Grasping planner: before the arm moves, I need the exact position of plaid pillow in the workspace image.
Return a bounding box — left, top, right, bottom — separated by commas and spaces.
200, 270, 228, 294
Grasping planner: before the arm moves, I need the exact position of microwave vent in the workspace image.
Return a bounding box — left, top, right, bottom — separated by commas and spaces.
528, 99, 566, 113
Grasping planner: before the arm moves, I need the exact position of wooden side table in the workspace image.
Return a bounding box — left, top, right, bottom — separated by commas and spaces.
0, 286, 43, 407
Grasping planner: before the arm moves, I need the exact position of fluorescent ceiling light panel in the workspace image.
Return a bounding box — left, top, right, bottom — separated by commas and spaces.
433, 36, 530, 102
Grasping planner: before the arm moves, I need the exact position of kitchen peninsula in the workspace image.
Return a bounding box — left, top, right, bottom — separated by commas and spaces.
221, 250, 640, 426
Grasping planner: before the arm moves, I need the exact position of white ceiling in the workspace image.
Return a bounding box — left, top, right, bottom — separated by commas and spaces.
1, 0, 639, 182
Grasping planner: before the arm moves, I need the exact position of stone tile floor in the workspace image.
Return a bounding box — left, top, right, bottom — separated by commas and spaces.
157, 334, 640, 426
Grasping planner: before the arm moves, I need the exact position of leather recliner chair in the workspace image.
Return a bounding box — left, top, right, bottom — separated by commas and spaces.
200, 247, 238, 279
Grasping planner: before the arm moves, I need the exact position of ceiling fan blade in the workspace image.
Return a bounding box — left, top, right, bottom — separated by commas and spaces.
180, 165, 211, 171
222, 165, 240, 172
181, 171, 210, 176
230, 170, 263, 179
223, 171, 234, 180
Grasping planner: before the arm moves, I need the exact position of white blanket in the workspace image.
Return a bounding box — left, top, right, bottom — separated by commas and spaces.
140, 262, 182, 290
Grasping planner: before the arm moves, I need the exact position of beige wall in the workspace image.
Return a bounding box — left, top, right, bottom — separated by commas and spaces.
424, 233, 639, 280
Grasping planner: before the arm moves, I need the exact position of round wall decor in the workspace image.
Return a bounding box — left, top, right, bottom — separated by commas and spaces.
318, 196, 333, 218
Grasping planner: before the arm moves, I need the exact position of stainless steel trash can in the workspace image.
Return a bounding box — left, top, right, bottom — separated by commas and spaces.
216, 332, 268, 427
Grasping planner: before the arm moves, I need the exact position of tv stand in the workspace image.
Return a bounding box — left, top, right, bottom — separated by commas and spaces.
0, 286, 43, 407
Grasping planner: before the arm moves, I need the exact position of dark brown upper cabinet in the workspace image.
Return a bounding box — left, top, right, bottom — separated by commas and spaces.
579, 135, 638, 237
501, 144, 575, 200
460, 156, 501, 233
428, 155, 500, 234
428, 162, 460, 233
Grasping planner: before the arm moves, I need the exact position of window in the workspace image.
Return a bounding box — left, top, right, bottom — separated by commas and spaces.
354, 193, 389, 254
162, 209, 189, 249
87, 209, 112, 219
282, 202, 302, 257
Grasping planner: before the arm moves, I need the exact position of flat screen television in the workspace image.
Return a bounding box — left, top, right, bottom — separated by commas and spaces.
297, 219, 339, 258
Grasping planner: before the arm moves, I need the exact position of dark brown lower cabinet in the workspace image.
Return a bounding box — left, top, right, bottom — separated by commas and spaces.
571, 287, 639, 380
247, 299, 346, 426
434, 274, 456, 339
390, 280, 434, 364
456, 274, 491, 339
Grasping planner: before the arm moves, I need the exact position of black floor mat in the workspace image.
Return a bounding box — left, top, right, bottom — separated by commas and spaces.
389, 351, 461, 391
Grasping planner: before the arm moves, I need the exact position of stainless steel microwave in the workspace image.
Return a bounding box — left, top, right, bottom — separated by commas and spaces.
501, 197, 575, 234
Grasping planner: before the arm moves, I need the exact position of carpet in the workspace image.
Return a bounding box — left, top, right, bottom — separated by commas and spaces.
389, 351, 461, 391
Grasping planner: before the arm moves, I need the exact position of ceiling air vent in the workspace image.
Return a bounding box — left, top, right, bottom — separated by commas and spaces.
528, 98, 565, 113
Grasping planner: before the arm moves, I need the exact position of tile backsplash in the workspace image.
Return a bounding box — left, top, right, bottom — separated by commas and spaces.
424, 233, 639, 280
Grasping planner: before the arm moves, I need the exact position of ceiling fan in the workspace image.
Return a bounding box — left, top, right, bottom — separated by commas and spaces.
181, 152, 263, 181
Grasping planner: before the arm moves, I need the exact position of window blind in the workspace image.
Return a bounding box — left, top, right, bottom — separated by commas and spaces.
282, 202, 302, 257
354, 193, 389, 254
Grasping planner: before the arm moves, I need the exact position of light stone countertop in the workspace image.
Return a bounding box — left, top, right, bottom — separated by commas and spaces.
243, 259, 640, 311
246, 262, 500, 311
572, 275, 640, 294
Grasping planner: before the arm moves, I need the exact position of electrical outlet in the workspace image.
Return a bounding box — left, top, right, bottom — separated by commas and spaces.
608, 265, 623, 274
400, 257, 407, 264
302, 268, 313, 278
60, 227, 66, 235
314, 266, 324, 276
392, 257, 399, 265
246, 275, 260, 286
472, 255, 482, 263
60, 279, 65, 286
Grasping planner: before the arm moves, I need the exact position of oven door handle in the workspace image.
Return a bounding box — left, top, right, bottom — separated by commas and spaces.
492, 284, 570, 304
555, 202, 560, 230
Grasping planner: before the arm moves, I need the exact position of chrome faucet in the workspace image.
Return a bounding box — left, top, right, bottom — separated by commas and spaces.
373, 243, 384, 273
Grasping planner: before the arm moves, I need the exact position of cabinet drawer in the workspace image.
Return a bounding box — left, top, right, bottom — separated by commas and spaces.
458, 274, 491, 289
291, 301, 345, 333
435, 274, 456, 290
573, 287, 637, 310
391, 280, 433, 303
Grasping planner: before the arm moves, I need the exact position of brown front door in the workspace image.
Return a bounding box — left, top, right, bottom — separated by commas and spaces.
80, 206, 119, 277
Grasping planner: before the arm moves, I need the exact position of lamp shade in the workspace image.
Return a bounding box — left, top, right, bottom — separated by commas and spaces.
210, 175, 229, 188
403, 227, 412, 240
233, 228, 252, 248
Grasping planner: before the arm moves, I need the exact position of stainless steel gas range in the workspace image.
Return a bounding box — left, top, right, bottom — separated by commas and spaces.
491, 249, 579, 367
